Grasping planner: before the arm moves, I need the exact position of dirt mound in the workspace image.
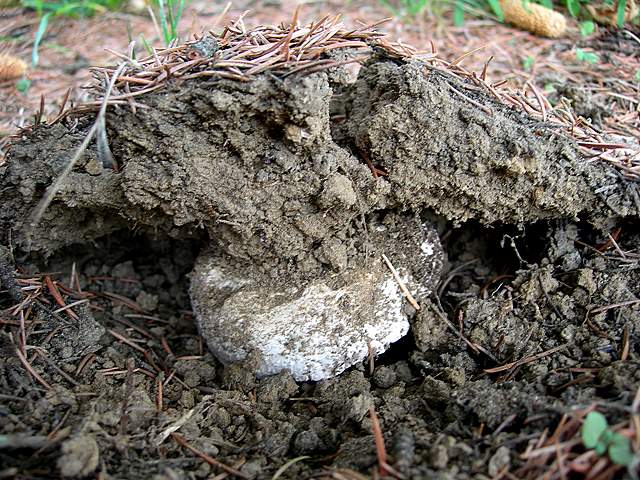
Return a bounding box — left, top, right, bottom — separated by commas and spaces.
3, 57, 637, 258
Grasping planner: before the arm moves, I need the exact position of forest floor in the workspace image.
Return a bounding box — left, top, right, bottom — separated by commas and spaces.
0, 2, 639, 479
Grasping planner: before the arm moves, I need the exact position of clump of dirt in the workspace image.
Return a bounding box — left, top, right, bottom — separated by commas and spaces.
336, 60, 637, 226
1, 47, 639, 480
3, 57, 637, 262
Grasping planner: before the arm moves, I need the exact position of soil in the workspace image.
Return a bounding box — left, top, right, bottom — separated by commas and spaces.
1, 28, 640, 480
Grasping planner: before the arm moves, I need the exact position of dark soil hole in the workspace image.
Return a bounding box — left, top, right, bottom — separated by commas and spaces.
374, 331, 416, 366
438, 220, 550, 308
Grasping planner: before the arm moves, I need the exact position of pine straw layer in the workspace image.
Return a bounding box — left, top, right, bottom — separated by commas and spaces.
10, 12, 640, 186
504, 393, 640, 480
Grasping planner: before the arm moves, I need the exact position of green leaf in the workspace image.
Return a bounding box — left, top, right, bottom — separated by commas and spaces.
15, 78, 31, 93
580, 21, 595, 36
540, 0, 552, 8
566, 0, 580, 17
636, 69, 640, 81
608, 433, 633, 466
595, 438, 608, 455
600, 428, 614, 445
582, 412, 608, 449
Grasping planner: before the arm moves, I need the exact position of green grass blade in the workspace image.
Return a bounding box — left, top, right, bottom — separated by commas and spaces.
21, 0, 44, 15
166, 0, 175, 35
54, 2, 105, 16
32, 12, 50, 66
78, 2, 109, 13
156, 0, 170, 45
453, 0, 465, 25
140, 33, 153, 55
616, 0, 626, 27
408, 0, 429, 16
486, 0, 504, 21
172, 0, 185, 41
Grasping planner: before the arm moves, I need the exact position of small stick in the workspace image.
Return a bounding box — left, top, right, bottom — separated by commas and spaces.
15, 347, 50, 389
75, 353, 96, 376
156, 372, 164, 412
369, 407, 388, 477
120, 358, 135, 435
484, 344, 567, 373
108, 329, 147, 353
213, 2, 232, 28
52, 298, 88, 314
36, 350, 81, 386
589, 299, 640, 314
367, 340, 375, 375
381, 254, 420, 311
171, 433, 250, 478
620, 326, 630, 361
35, 94, 45, 126
450, 44, 489, 66
480, 55, 492, 81
18, 310, 26, 355
430, 301, 498, 362
449, 85, 493, 115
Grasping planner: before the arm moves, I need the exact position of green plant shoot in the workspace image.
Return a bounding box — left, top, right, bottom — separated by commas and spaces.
575, 48, 599, 64
581, 411, 635, 467
15, 78, 32, 93
522, 55, 535, 71
579, 20, 595, 36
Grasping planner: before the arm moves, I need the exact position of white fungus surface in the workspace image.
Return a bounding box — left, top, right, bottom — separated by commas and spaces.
191, 261, 412, 381
190, 220, 444, 381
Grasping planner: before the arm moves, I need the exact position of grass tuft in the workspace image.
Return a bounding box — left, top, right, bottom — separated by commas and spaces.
22, 0, 126, 65
150, 0, 185, 45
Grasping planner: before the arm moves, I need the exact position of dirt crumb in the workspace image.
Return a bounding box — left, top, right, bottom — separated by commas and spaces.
58, 434, 100, 478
